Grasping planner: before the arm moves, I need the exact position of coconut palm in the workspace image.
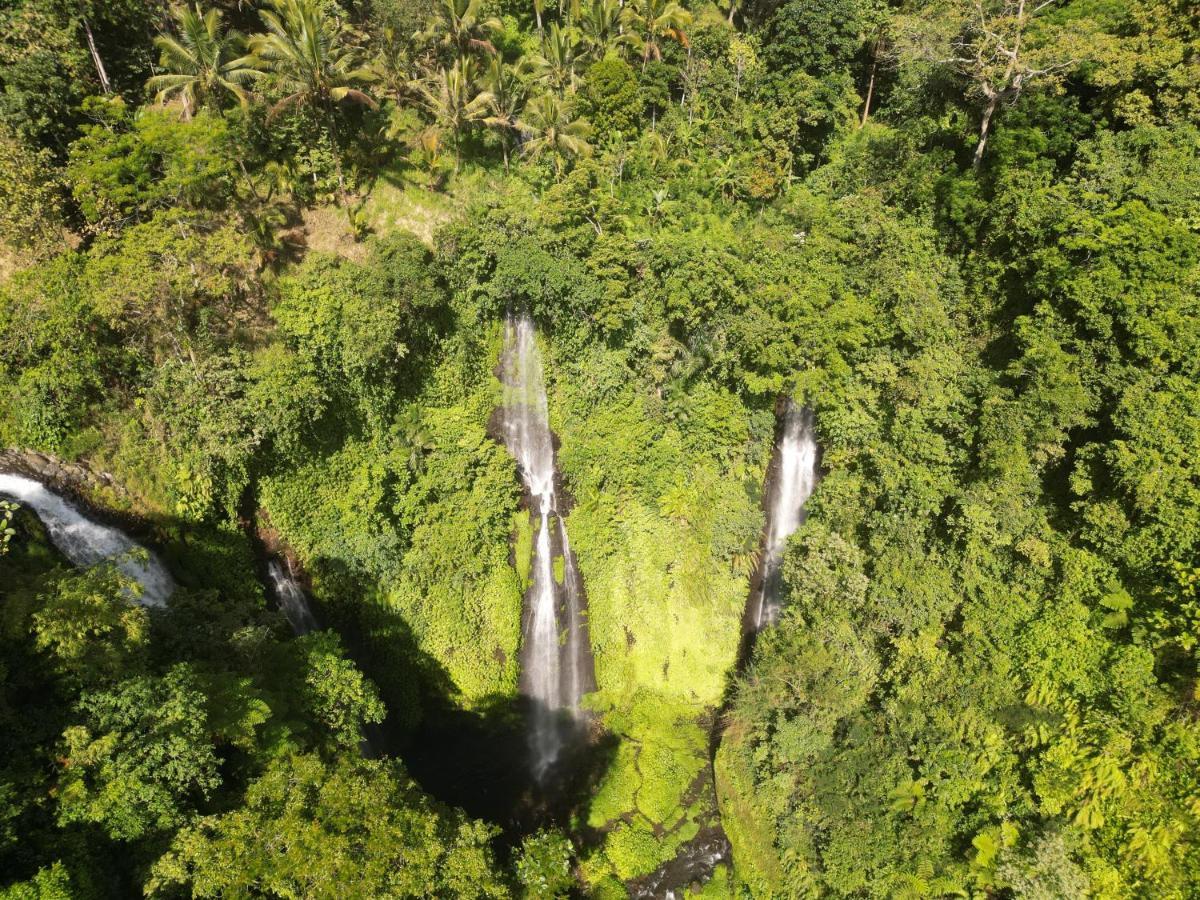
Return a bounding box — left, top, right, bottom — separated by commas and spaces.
249, 0, 377, 118
480, 56, 529, 170
248, 0, 376, 204
146, 4, 260, 117
411, 57, 495, 172
626, 0, 691, 69
532, 23, 584, 96
517, 92, 592, 177
414, 0, 502, 59
579, 0, 632, 60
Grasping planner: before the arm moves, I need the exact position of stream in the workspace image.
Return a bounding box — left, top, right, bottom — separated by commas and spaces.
0, 472, 175, 606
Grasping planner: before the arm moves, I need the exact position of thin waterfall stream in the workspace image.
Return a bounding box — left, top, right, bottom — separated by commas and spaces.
266, 557, 320, 636
746, 401, 820, 633
495, 314, 596, 780
0, 472, 175, 605
262, 552, 382, 757
651, 401, 818, 899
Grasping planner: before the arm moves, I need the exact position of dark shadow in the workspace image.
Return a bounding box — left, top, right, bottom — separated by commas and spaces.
261, 542, 618, 848
402, 695, 619, 847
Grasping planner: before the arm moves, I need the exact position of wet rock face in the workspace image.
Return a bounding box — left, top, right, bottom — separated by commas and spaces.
0, 448, 125, 503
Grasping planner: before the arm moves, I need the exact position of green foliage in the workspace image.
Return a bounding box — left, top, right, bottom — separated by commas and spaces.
273, 234, 445, 427
57, 664, 224, 841
0, 126, 63, 259
762, 0, 869, 75
0, 862, 73, 900
147, 5, 260, 115
66, 105, 238, 233
4, 0, 1200, 896
515, 829, 574, 898
0, 254, 107, 453
149, 752, 509, 898
0, 502, 15, 556
582, 56, 643, 138
32, 564, 149, 689
603, 821, 665, 881
296, 630, 386, 748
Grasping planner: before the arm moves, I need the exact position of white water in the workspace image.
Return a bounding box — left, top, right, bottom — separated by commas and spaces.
267, 559, 319, 635
752, 403, 819, 629
497, 315, 590, 779
0, 472, 174, 606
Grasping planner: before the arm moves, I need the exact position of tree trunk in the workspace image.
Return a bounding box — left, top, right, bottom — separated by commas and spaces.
727, 2, 735, 25
83, 19, 112, 94
973, 93, 999, 169
325, 107, 350, 208
237, 158, 263, 204
860, 51, 877, 128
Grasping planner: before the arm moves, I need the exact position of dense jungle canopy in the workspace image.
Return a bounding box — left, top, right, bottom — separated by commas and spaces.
2, 0, 1200, 896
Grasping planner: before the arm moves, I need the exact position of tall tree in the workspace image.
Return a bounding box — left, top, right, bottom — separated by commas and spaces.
578, 0, 631, 61
517, 92, 593, 176
249, 0, 377, 117
896, 0, 1084, 167
249, 0, 376, 200
413, 0, 502, 59
147, 4, 260, 117
625, 0, 691, 70
533, 23, 585, 96
481, 56, 528, 170
411, 57, 495, 171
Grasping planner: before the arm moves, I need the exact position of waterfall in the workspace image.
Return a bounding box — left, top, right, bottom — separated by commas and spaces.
496, 314, 594, 780
749, 402, 819, 630
0, 472, 175, 606
266, 558, 319, 635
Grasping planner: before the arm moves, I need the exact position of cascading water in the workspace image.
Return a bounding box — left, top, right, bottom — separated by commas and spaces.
0, 472, 175, 606
496, 314, 595, 780
266, 558, 320, 635
748, 402, 819, 631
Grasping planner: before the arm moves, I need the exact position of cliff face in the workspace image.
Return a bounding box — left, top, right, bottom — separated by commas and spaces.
714, 726, 785, 898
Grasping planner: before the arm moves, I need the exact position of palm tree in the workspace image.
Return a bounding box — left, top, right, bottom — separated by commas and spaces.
481, 56, 528, 170
533, 23, 584, 96
414, 0, 502, 59
626, 0, 691, 69
517, 92, 592, 177
579, 0, 631, 60
146, 4, 260, 117
248, 0, 376, 204
249, 0, 377, 118
411, 58, 495, 172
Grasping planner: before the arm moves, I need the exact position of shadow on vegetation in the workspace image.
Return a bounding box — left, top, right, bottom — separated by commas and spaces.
295, 554, 618, 846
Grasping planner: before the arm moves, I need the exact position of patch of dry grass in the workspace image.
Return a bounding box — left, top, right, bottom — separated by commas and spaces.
360, 171, 460, 247
296, 204, 372, 263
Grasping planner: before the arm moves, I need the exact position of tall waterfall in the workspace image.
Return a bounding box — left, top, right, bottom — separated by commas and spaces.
0, 472, 175, 606
266, 558, 319, 635
496, 315, 594, 780
749, 402, 819, 630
